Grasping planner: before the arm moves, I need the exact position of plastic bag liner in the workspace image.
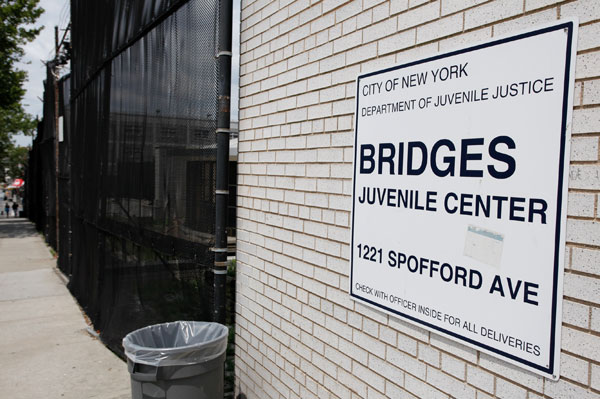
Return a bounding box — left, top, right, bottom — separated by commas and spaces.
123, 321, 228, 367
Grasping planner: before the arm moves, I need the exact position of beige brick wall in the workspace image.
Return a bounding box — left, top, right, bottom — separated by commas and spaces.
235, 0, 600, 398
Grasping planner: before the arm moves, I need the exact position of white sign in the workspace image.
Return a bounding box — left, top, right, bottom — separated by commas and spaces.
58, 116, 64, 142
350, 20, 577, 379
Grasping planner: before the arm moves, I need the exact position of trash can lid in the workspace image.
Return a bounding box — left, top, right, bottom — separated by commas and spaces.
123, 321, 228, 367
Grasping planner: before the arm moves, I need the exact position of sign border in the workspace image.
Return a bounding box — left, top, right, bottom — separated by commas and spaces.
350, 19, 577, 379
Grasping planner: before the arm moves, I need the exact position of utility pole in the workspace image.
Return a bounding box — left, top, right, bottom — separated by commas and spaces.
54, 26, 60, 252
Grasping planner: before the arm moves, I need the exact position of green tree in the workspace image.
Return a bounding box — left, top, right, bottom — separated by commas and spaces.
6, 145, 28, 179
0, 0, 43, 182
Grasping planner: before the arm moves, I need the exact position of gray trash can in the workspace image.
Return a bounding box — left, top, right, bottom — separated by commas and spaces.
123, 321, 228, 399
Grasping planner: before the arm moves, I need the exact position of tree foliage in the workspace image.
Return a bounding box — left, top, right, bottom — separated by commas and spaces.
5, 145, 28, 179
0, 0, 43, 110
0, 0, 43, 182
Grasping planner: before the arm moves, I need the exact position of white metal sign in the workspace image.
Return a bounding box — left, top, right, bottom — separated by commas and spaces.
350, 20, 577, 379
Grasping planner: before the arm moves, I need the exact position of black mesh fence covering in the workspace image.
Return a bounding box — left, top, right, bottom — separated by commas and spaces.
67, 0, 223, 355
58, 76, 72, 275
26, 120, 43, 231
28, 3, 237, 393
70, 0, 190, 95
27, 65, 60, 248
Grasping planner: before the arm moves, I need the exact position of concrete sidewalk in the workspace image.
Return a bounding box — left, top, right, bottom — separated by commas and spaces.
0, 218, 131, 398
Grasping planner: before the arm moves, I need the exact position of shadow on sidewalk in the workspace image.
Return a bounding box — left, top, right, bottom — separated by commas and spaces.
0, 218, 39, 239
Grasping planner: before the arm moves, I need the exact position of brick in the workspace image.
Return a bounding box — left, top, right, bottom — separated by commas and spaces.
575, 107, 600, 135
409, 0, 430, 7
576, 52, 600, 80
572, 247, 600, 275
545, 377, 600, 399
333, 30, 363, 53
387, 346, 427, 379
427, 367, 476, 399
430, 335, 478, 364
353, 360, 386, 393
319, 86, 346, 104
308, 103, 332, 119
345, 42, 378, 65
363, 18, 398, 43
299, 3, 323, 26
593, 363, 600, 391
442, 0, 488, 16
417, 13, 463, 44
441, 353, 466, 380
562, 299, 590, 328
562, 326, 600, 360
317, 148, 344, 162
397, 1, 440, 31
563, 272, 600, 304
467, 365, 494, 393
286, 80, 308, 96
360, 316, 378, 338
378, 29, 416, 56
329, 22, 342, 42
567, 192, 595, 218
405, 373, 450, 399
339, 336, 369, 364
332, 64, 361, 85
296, 149, 318, 162
335, 0, 362, 23
571, 136, 599, 161
592, 306, 600, 334
583, 79, 600, 106
357, 9, 373, 29
372, 2, 390, 23
464, 0, 524, 30
308, 41, 334, 62
325, 345, 352, 371
320, 53, 346, 73
308, 73, 332, 90
560, 0, 600, 24
353, 329, 386, 358
579, 23, 600, 52
418, 343, 441, 367
342, 17, 357, 36
332, 99, 355, 115
284, 163, 305, 177
567, 219, 600, 247
496, 378, 527, 399
479, 353, 544, 392
560, 352, 589, 385
338, 368, 367, 398
525, 0, 562, 12
569, 164, 600, 190
306, 164, 330, 177
390, 0, 409, 16
492, 8, 557, 38
286, 107, 308, 123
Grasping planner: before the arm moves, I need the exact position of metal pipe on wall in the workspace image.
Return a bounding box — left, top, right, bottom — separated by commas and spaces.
213, 0, 233, 324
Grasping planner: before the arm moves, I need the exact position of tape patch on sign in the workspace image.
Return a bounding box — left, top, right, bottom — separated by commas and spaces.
464, 225, 504, 267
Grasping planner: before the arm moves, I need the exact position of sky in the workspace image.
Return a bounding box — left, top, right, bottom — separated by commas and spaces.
14, 0, 69, 147
14, 0, 240, 147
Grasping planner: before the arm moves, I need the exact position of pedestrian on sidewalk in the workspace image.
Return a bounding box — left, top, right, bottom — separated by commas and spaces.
4, 202, 8, 218
12, 202, 18, 218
